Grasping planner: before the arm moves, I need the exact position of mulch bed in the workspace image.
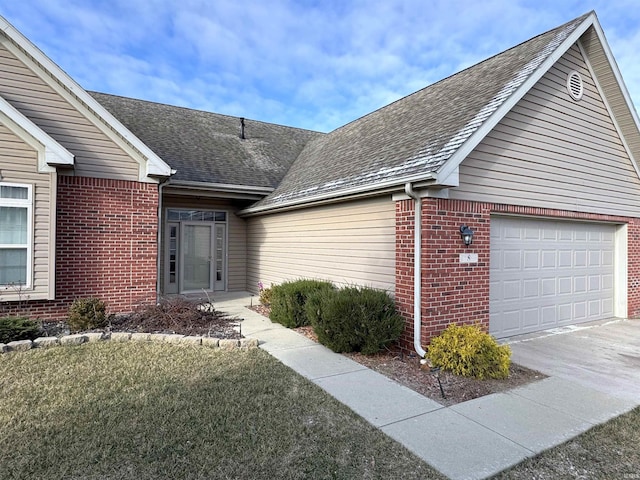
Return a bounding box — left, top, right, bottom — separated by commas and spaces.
251, 306, 545, 406
42, 297, 243, 340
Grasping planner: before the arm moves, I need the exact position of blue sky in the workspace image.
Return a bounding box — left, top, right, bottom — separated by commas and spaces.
1, 1, 639, 132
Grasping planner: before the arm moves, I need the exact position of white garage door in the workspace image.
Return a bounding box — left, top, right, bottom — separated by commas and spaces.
490, 216, 615, 338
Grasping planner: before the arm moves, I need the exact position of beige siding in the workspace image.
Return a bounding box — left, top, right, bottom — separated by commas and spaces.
580, 26, 640, 170
161, 196, 247, 292
246, 197, 396, 293
452, 43, 640, 216
0, 122, 53, 300
0, 40, 141, 181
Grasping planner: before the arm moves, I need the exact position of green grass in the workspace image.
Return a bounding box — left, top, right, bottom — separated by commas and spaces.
0, 342, 442, 479
497, 405, 640, 479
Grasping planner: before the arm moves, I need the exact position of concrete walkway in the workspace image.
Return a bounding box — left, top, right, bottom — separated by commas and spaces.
216, 293, 639, 480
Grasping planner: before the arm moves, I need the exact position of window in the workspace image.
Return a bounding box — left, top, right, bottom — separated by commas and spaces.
0, 183, 32, 287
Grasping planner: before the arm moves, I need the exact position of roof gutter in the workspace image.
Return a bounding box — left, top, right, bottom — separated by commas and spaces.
404, 182, 426, 358
240, 171, 438, 217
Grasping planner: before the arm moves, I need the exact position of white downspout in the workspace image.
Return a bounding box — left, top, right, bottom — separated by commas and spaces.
404, 183, 426, 357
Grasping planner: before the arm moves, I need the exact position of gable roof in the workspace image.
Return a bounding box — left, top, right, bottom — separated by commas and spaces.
0, 15, 172, 180
0, 95, 73, 172
243, 11, 640, 214
90, 92, 322, 193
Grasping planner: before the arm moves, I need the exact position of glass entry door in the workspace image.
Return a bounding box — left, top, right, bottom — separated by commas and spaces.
164, 209, 228, 294
182, 223, 213, 291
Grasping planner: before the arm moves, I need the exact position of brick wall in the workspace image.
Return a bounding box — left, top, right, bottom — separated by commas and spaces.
395, 198, 640, 355
1, 176, 159, 321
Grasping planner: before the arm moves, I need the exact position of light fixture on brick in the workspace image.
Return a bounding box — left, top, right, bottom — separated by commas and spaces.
459, 225, 474, 247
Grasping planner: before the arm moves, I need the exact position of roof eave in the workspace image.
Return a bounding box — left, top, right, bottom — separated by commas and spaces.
239, 172, 438, 216
0, 16, 172, 180
0, 95, 74, 172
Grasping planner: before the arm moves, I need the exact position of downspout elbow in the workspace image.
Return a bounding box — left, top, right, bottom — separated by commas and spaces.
404, 183, 427, 358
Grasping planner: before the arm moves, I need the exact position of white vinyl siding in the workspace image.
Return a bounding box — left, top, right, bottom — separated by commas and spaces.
452, 43, 640, 217
0, 122, 54, 299
0, 41, 141, 181
246, 197, 396, 293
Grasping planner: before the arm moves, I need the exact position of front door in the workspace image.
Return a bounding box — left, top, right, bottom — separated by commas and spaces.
164, 210, 227, 294
182, 223, 213, 291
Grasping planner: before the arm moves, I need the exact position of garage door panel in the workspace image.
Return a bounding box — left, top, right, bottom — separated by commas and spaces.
490, 217, 616, 338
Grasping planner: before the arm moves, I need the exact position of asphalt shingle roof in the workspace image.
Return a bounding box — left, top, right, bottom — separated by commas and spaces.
89, 92, 322, 189
252, 12, 590, 210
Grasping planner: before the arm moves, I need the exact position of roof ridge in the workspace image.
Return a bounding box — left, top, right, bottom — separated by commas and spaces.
88, 91, 322, 134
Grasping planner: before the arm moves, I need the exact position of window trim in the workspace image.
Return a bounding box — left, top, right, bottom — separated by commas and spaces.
0, 182, 33, 289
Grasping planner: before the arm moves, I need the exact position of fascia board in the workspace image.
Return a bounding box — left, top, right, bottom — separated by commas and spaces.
0, 95, 73, 172
0, 16, 172, 180
239, 171, 437, 216
436, 13, 596, 182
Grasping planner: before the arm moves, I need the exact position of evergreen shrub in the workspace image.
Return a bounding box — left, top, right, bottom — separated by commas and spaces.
427, 324, 511, 379
0, 316, 41, 344
68, 298, 108, 332
309, 286, 404, 354
269, 279, 335, 328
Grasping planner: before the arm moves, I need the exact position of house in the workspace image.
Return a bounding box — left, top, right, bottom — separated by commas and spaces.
1, 11, 639, 354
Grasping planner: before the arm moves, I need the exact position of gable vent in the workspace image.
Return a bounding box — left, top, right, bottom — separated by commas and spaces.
566, 71, 584, 101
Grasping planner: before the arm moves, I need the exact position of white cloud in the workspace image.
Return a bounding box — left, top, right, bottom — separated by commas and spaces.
1, 0, 639, 131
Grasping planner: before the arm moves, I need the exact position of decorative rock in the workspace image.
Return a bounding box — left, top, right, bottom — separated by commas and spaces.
179, 336, 202, 345
110, 332, 131, 342
131, 333, 152, 342
7, 340, 33, 352
201, 337, 219, 348
0, 343, 7, 353
163, 334, 185, 343
149, 333, 166, 342
219, 339, 239, 350
240, 338, 259, 349
85, 333, 106, 343
34, 337, 60, 348
59, 334, 88, 346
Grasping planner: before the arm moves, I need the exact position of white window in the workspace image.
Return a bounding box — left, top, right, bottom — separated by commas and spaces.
0, 183, 32, 288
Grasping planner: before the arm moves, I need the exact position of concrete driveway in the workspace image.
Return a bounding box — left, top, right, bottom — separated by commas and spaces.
508, 318, 640, 402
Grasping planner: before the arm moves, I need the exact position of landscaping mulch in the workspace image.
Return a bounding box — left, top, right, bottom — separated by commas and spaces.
41, 296, 243, 340
251, 306, 545, 406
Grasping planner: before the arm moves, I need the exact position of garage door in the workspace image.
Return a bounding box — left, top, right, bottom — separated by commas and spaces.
490, 216, 615, 338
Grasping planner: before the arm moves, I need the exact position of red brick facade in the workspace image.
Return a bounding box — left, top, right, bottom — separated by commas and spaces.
2, 176, 159, 321
395, 197, 640, 354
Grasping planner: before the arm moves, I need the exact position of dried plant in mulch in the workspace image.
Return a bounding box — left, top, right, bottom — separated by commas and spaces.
251, 306, 544, 406
108, 296, 242, 339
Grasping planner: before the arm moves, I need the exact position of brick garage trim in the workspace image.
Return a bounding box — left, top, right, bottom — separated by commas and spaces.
395, 198, 640, 354
1, 176, 159, 321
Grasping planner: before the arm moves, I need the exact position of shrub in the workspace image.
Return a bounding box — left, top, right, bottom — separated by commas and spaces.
0, 316, 41, 343
270, 279, 335, 328
259, 286, 273, 306
427, 324, 511, 379
309, 286, 404, 354
68, 298, 108, 332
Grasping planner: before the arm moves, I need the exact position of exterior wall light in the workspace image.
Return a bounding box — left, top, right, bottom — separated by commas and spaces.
460, 224, 474, 247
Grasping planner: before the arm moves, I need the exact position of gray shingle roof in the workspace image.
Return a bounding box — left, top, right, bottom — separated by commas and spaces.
251, 12, 591, 211
89, 92, 322, 189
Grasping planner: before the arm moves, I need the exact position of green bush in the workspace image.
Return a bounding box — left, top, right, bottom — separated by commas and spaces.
269, 279, 335, 328
427, 324, 511, 379
309, 286, 404, 355
68, 298, 108, 333
0, 316, 41, 343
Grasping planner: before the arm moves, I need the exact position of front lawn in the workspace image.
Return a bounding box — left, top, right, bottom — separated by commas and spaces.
0, 342, 441, 479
